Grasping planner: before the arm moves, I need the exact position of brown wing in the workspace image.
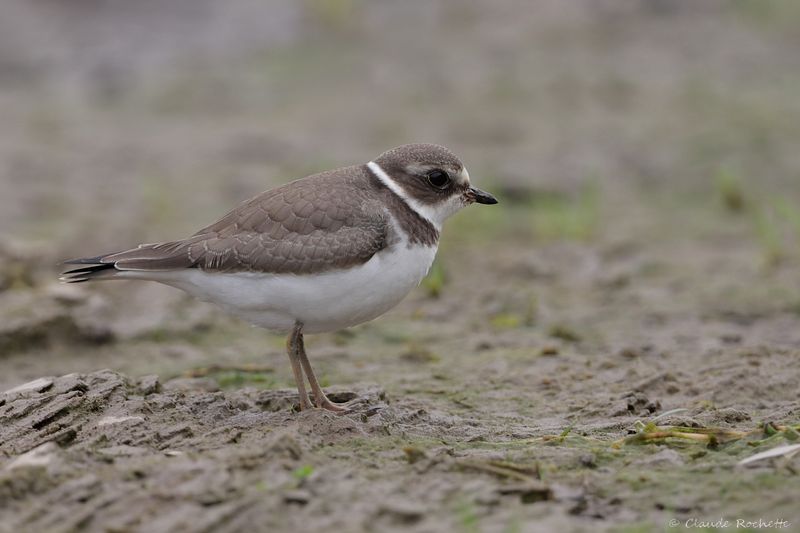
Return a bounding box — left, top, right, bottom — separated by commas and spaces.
72, 167, 390, 276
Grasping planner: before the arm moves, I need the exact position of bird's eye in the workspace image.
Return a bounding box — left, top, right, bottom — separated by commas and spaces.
426, 170, 450, 189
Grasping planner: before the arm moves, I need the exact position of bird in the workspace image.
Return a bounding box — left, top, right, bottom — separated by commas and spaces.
60, 144, 498, 412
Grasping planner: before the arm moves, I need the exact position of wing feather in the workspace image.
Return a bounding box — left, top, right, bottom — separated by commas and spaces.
61, 166, 390, 279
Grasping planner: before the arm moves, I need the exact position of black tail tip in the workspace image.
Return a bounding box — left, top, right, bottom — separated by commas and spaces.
59, 260, 115, 283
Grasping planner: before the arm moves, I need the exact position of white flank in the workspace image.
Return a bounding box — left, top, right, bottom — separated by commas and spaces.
367, 160, 467, 231
124, 232, 438, 334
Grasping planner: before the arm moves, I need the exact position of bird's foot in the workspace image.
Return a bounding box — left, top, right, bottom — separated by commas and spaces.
295, 394, 313, 412
295, 393, 348, 413
314, 397, 350, 414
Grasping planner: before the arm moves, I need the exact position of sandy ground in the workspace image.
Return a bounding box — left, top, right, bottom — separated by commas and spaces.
1, 2, 800, 532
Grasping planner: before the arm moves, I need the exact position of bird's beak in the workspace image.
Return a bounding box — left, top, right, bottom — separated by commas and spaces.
467, 187, 498, 205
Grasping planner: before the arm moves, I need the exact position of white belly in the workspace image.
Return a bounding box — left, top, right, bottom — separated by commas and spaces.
137, 243, 437, 333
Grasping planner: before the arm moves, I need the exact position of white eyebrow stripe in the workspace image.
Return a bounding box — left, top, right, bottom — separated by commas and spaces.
366, 161, 442, 231
460, 167, 471, 186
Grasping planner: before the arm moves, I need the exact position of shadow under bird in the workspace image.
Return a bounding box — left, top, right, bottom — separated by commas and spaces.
61, 144, 497, 412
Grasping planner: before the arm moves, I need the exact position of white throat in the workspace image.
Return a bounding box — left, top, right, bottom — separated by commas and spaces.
367, 161, 465, 231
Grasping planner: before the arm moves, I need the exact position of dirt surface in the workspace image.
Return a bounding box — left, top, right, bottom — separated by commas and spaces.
2, 2, 800, 532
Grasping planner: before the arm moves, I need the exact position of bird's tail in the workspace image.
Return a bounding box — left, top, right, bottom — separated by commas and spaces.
60, 254, 124, 283
60, 240, 197, 283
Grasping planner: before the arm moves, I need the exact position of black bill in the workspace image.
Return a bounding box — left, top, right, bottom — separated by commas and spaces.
469, 187, 498, 205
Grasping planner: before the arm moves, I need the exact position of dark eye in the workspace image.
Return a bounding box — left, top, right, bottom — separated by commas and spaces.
426, 169, 450, 189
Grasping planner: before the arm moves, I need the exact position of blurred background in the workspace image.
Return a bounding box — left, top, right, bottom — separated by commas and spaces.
2, 3, 800, 529
1, 0, 800, 385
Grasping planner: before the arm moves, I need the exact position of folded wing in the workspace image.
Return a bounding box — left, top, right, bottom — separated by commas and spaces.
61, 169, 389, 282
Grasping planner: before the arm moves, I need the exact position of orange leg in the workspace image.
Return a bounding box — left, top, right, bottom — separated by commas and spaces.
286, 324, 312, 410
292, 322, 348, 413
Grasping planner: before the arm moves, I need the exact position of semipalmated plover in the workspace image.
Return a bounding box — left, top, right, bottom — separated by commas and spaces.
61, 144, 497, 412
